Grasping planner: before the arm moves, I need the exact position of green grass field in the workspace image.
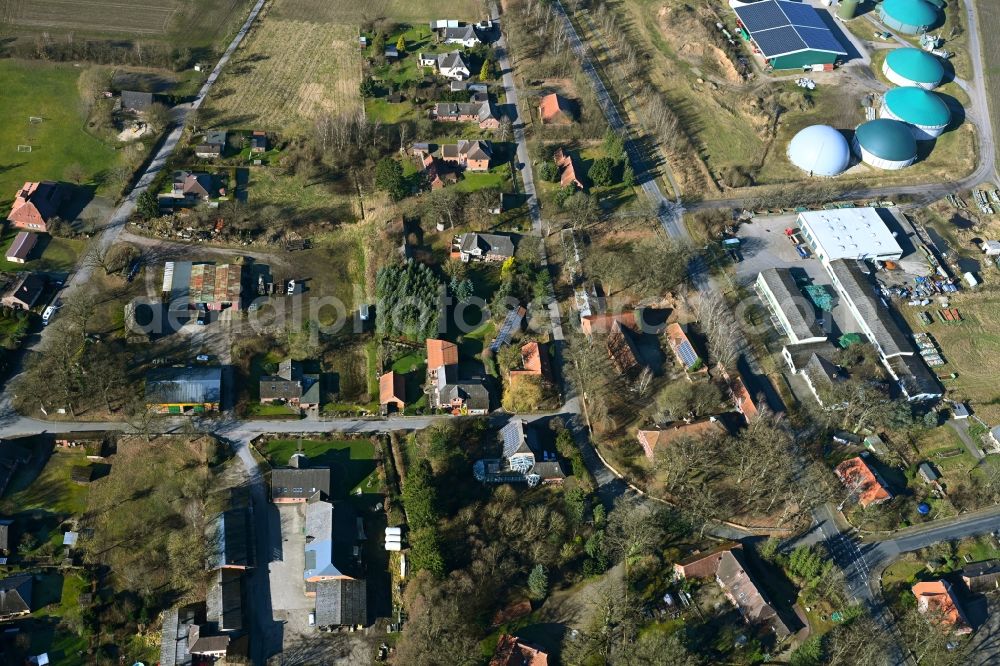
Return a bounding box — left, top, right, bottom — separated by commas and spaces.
0, 227, 86, 273
264, 437, 381, 495
0, 60, 122, 206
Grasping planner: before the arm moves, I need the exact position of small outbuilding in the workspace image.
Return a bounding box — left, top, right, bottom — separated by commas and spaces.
982, 241, 1000, 257
5, 232, 37, 264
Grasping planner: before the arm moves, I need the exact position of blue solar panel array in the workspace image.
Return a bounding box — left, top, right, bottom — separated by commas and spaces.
676, 340, 699, 368
734, 0, 847, 58
779, 0, 827, 29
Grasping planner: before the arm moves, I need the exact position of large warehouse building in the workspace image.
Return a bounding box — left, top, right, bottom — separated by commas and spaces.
732, 0, 847, 70
796, 208, 904, 265
163, 261, 243, 311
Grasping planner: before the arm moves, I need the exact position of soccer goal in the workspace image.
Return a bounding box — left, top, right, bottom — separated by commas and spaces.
28, 116, 43, 124
16, 145, 32, 153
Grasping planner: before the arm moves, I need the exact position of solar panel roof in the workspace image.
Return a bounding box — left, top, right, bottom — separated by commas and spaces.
734, 0, 847, 58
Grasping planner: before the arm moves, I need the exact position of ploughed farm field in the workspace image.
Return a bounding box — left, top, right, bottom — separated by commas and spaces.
0, 0, 251, 47
199, 11, 363, 133
268, 0, 484, 23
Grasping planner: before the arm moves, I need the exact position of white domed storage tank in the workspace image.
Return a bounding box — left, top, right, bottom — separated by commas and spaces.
787, 125, 851, 176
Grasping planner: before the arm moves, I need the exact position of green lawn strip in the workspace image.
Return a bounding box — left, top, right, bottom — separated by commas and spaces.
1, 448, 90, 517
264, 438, 380, 495
0, 228, 86, 273
0, 59, 122, 203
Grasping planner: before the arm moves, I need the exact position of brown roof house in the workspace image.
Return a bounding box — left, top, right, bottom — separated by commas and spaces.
380, 371, 406, 413
962, 560, 1000, 593
607, 319, 645, 376
441, 140, 493, 172
168, 171, 215, 202
510, 341, 552, 387
674, 543, 791, 639
912, 580, 972, 635
490, 634, 549, 666
835, 455, 892, 508
7, 181, 64, 232
636, 417, 728, 460
259, 359, 322, 410
716, 548, 792, 639
554, 148, 584, 190
1, 273, 45, 310
538, 93, 574, 124
5, 232, 37, 264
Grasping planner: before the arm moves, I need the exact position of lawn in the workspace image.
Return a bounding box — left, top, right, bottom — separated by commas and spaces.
455, 168, 511, 193
1, 446, 91, 517
897, 292, 1000, 421
264, 438, 381, 496
0, 228, 87, 274
0, 60, 122, 205
246, 166, 359, 219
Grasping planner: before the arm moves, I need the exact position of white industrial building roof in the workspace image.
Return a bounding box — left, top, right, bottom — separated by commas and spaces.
797, 208, 903, 262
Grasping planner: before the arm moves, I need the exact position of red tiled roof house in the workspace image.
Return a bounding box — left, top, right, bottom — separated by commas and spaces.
7, 181, 64, 232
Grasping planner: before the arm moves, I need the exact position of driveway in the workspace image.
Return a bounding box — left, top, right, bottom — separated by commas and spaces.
270, 503, 312, 626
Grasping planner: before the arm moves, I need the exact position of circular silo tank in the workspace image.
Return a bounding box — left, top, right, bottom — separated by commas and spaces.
838, 0, 859, 20
883, 48, 944, 89
852, 119, 918, 170
787, 125, 851, 176
880, 86, 951, 140
878, 0, 939, 35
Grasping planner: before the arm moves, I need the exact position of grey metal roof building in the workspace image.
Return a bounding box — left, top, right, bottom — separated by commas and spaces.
145, 367, 223, 407
207, 569, 243, 632
210, 508, 252, 570
270, 467, 331, 502
315, 578, 367, 627
304, 495, 344, 581
887, 354, 942, 402
159, 604, 198, 666
754, 268, 825, 344
121, 90, 154, 111
826, 260, 911, 360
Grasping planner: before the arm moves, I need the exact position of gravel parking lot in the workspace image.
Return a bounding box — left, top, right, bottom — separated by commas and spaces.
736, 214, 867, 340
270, 504, 314, 640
